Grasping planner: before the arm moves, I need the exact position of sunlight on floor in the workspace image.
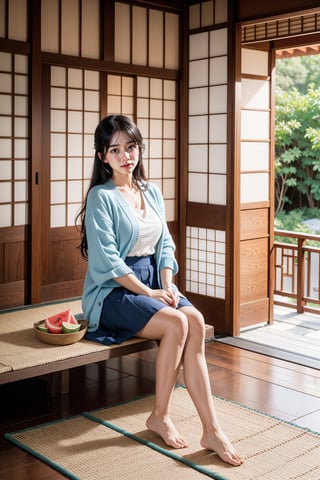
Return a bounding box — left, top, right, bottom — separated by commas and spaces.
240, 306, 320, 361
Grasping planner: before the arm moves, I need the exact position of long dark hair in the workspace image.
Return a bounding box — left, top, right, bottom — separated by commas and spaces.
76, 115, 147, 260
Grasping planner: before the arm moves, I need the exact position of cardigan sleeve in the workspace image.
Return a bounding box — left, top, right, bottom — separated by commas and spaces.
85, 186, 134, 286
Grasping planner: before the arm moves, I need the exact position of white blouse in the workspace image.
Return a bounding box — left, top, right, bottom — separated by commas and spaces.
127, 200, 162, 257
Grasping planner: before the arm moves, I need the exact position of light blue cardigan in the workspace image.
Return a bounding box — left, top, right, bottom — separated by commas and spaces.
82, 179, 178, 332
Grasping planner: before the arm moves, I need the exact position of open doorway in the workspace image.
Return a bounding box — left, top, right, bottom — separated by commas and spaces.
238, 44, 320, 364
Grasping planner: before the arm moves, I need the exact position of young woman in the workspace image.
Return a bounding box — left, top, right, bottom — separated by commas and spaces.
77, 114, 243, 466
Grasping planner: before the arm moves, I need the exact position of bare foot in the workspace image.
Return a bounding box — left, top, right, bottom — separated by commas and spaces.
146, 413, 189, 449
201, 429, 243, 466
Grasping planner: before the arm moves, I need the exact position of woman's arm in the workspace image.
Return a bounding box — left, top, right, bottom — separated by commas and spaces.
160, 267, 179, 308
85, 187, 135, 285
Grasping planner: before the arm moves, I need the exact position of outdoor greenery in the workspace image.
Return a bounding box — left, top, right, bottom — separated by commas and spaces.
276, 56, 320, 93
274, 207, 320, 244
275, 55, 320, 233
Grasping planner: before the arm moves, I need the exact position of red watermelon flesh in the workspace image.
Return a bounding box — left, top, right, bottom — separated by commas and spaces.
45, 309, 78, 333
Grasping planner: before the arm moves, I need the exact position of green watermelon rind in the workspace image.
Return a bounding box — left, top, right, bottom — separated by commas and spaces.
44, 309, 79, 334
62, 321, 81, 333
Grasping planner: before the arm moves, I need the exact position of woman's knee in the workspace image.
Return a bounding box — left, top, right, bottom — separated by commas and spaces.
184, 308, 206, 339
169, 310, 189, 342
142, 308, 188, 342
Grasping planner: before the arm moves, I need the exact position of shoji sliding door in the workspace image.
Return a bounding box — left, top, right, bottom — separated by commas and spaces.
39, 0, 101, 302
0, 0, 29, 309
186, 1, 230, 332
186, 0, 273, 334
41, 66, 100, 301
0, 0, 180, 310
239, 46, 273, 330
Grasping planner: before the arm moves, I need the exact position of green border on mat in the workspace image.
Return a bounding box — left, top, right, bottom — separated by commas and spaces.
82, 384, 232, 480
4, 416, 81, 480
82, 410, 229, 480
82, 384, 320, 479
5, 385, 320, 480
0, 297, 81, 315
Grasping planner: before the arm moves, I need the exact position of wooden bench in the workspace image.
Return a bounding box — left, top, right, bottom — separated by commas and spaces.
0, 338, 158, 395
0, 299, 214, 395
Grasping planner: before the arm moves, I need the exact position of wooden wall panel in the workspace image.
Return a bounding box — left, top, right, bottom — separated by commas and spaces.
240, 237, 268, 303
42, 279, 84, 302
5, 242, 25, 282
0, 281, 25, 309
240, 208, 269, 241
41, 226, 87, 301
186, 203, 226, 230
186, 293, 225, 331
0, 226, 28, 309
240, 298, 269, 328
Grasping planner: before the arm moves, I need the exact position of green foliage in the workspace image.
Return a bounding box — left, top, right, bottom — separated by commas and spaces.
275, 83, 320, 213
276, 56, 320, 93
275, 208, 320, 245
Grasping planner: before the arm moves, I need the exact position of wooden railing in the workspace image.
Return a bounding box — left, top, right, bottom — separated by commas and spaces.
274, 229, 320, 314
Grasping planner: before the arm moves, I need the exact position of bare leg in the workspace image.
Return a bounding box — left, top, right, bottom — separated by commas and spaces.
136, 307, 189, 448
180, 306, 243, 466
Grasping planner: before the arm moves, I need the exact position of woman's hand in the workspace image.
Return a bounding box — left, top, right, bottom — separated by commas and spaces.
159, 268, 178, 307
165, 287, 179, 308
114, 272, 179, 308
148, 287, 179, 308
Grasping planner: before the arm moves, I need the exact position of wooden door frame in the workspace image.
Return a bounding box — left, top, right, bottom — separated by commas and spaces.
30, 0, 43, 304
233, 24, 320, 335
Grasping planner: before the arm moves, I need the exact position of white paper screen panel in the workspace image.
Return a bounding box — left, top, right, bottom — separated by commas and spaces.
136, 77, 177, 222
81, 0, 100, 58
189, 0, 227, 30
186, 226, 226, 298
241, 48, 269, 76
41, 0, 59, 52
106, 74, 135, 118
3, 0, 28, 41
41, 0, 100, 59
114, 2, 179, 70
241, 173, 269, 203
0, 53, 29, 227
241, 142, 269, 172
188, 28, 227, 205
189, 32, 208, 60
50, 67, 100, 228
165, 13, 179, 70
132, 6, 147, 65
149, 9, 163, 68
114, 2, 131, 63
61, 0, 79, 56
240, 48, 270, 204
241, 110, 270, 140
241, 78, 269, 110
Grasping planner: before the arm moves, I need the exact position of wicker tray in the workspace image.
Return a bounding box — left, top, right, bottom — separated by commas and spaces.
33, 319, 88, 346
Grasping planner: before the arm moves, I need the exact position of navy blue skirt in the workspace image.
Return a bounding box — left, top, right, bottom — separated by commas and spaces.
85, 255, 193, 345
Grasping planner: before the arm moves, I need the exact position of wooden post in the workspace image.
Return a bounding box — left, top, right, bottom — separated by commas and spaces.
297, 238, 306, 313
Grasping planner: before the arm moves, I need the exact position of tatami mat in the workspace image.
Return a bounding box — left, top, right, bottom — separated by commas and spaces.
6, 387, 320, 480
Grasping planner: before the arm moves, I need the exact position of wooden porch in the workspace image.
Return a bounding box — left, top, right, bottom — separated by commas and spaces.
239, 305, 320, 366
218, 229, 320, 368
239, 229, 320, 364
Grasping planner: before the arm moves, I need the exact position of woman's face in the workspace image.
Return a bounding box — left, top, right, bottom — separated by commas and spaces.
104, 130, 140, 181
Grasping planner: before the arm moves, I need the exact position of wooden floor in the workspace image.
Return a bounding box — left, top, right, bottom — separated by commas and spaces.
0, 341, 319, 480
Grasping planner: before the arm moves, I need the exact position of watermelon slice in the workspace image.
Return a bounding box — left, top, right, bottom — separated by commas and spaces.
62, 322, 81, 333
44, 309, 78, 334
